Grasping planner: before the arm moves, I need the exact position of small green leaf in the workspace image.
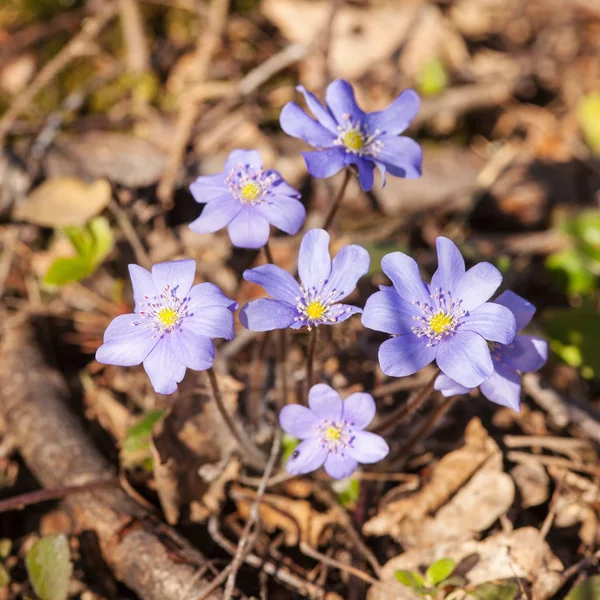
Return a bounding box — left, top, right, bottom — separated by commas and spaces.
87, 216, 114, 266
426, 557, 455, 586
337, 478, 360, 508
25, 534, 72, 600
578, 93, 600, 154
395, 569, 425, 589
418, 59, 448, 97
566, 575, 600, 600
63, 226, 93, 257
43, 256, 95, 287
0, 538, 12, 559
0, 563, 10, 588
121, 410, 165, 470
470, 581, 519, 600
280, 433, 300, 465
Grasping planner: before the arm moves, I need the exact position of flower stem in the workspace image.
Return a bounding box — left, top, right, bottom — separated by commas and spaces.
323, 168, 351, 231
306, 327, 319, 394
263, 241, 274, 265
206, 367, 266, 467
371, 368, 439, 435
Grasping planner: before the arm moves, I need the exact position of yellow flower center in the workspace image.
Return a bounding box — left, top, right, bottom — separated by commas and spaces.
324, 426, 342, 442
429, 312, 453, 335
306, 301, 326, 320
157, 307, 179, 327
240, 182, 261, 202
343, 130, 365, 150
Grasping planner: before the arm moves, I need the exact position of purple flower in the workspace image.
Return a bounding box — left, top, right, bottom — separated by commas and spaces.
239, 228, 369, 331
189, 149, 305, 249
96, 260, 237, 395
280, 384, 389, 479
279, 79, 422, 191
434, 291, 548, 412
361, 237, 517, 388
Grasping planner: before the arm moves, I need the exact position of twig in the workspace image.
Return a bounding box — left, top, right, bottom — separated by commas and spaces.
306, 327, 319, 394
323, 168, 352, 231
507, 451, 600, 477
0, 477, 120, 513
0, 4, 118, 144
118, 0, 150, 73
108, 199, 152, 270
223, 428, 281, 600
0, 227, 20, 300
205, 368, 266, 468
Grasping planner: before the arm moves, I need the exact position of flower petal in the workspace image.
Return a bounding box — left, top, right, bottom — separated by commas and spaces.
189, 173, 227, 202
430, 237, 465, 295
286, 438, 327, 475
239, 299, 297, 331
279, 405, 318, 439
367, 89, 420, 135
494, 290, 536, 331
187, 282, 237, 310
342, 393, 376, 429
504, 335, 548, 373
331, 304, 362, 323
308, 383, 343, 420
280, 102, 337, 147
227, 206, 270, 249
324, 79, 365, 124
454, 262, 502, 312
142, 337, 187, 394
347, 431, 389, 464
480, 366, 521, 412
375, 136, 423, 179
362, 288, 417, 335
324, 453, 358, 479
326, 244, 370, 299
461, 303, 516, 344
380, 251, 430, 306
256, 195, 306, 235
152, 259, 196, 297
434, 374, 473, 397
378, 334, 436, 377
224, 149, 262, 172
243, 264, 301, 305
268, 176, 301, 199
188, 194, 242, 234
184, 306, 235, 340
298, 229, 332, 291
96, 314, 158, 366
436, 331, 493, 388
128, 264, 155, 308
296, 85, 338, 132
350, 156, 375, 191
302, 148, 346, 179
170, 328, 215, 371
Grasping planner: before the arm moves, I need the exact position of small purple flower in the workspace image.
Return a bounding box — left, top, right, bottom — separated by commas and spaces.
279, 79, 422, 191
362, 237, 517, 388
96, 260, 237, 394
280, 384, 389, 479
239, 228, 369, 331
434, 291, 548, 412
189, 149, 305, 249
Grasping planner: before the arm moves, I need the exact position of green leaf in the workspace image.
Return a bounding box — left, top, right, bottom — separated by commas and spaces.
0, 563, 9, 588
87, 216, 114, 266
280, 433, 300, 465
25, 534, 72, 600
426, 558, 456, 585
395, 569, 425, 589
337, 478, 360, 508
121, 410, 165, 470
418, 59, 448, 97
566, 575, 600, 600
546, 249, 597, 297
578, 92, 600, 154
43, 256, 95, 287
0, 538, 12, 559
470, 581, 519, 600
63, 226, 93, 257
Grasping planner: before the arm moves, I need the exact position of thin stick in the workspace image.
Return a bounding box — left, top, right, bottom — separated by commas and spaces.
0, 477, 120, 514
306, 327, 319, 393
205, 368, 266, 467
263, 241, 275, 265
371, 369, 439, 435
108, 199, 152, 270
223, 428, 281, 600
323, 168, 352, 231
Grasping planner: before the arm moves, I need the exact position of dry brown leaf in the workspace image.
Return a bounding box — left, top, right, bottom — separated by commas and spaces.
510, 462, 550, 508
368, 527, 563, 600
364, 418, 498, 537
232, 484, 338, 547
13, 177, 111, 227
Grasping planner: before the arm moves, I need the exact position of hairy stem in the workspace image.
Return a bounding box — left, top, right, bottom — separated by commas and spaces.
306, 327, 319, 395
323, 168, 352, 231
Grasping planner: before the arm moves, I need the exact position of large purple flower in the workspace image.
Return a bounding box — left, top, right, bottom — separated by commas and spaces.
189, 149, 305, 249
239, 228, 369, 331
434, 291, 548, 412
96, 260, 237, 394
280, 384, 389, 479
361, 237, 517, 388
279, 79, 422, 191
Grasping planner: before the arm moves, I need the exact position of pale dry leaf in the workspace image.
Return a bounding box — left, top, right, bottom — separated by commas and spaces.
191, 457, 241, 523
510, 462, 550, 508
13, 177, 111, 228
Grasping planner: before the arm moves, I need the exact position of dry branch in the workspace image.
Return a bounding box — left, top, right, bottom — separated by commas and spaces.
0, 324, 220, 600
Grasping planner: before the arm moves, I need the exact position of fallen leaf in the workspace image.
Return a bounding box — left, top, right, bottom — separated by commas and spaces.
510, 462, 550, 508
13, 177, 111, 228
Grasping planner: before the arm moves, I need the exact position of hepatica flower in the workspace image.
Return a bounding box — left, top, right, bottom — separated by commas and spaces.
362, 237, 517, 388
239, 228, 369, 331
280, 384, 389, 479
96, 260, 237, 394
434, 291, 548, 411
280, 79, 422, 191
189, 149, 305, 249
